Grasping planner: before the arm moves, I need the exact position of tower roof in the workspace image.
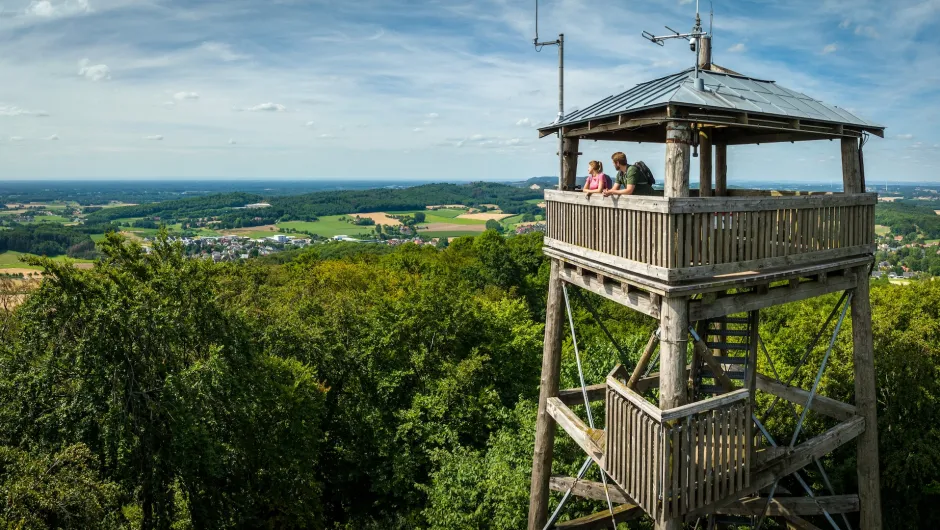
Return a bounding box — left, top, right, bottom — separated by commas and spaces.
538, 67, 884, 142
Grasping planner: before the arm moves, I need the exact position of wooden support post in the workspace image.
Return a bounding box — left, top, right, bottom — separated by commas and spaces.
698, 35, 712, 70
665, 121, 691, 198
528, 259, 566, 530
852, 267, 882, 530
658, 296, 689, 530
699, 127, 713, 197
747, 310, 759, 481
715, 143, 728, 196
841, 138, 862, 194
563, 137, 580, 191
627, 331, 659, 389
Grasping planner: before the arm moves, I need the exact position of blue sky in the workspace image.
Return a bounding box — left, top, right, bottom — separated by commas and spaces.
0, 0, 938, 182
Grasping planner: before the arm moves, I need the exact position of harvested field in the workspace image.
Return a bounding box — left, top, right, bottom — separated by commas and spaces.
427, 204, 466, 210
347, 212, 402, 226
221, 225, 280, 235
456, 213, 513, 221
0, 268, 43, 277
934, 210, 940, 216
420, 223, 485, 233
537, 202, 546, 209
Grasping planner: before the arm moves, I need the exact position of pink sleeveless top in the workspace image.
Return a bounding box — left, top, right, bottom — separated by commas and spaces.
585, 173, 608, 190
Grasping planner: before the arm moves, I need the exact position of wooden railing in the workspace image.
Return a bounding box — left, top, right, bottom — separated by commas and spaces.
544, 190, 876, 282
605, 377, 751, 519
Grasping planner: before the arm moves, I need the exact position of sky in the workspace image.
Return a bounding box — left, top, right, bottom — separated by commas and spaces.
0, 0, 938, 182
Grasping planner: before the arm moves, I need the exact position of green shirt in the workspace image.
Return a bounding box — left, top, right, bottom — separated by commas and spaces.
616, 165, 654, 196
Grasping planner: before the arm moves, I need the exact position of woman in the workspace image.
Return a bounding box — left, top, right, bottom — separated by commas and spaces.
583, 160, 610, 197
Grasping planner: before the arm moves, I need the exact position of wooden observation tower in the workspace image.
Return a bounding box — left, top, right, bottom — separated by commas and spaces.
527, 34, 885, 530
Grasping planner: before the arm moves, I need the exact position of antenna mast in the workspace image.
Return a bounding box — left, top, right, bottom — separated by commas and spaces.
642, 1, 710, 91
533, 0, 566, 190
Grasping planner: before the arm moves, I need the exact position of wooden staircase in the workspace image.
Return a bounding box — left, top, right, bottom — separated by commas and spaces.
694, 315, 753, 397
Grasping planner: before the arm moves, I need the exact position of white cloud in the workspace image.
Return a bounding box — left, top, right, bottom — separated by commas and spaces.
25, 0, 90, 18
426, 112, 439, 119
198, 42, 249, 62
144, 135, 163, 141
728, 43, 747, 53
228, 139, 236, 145
821, 43, 838, 55
413, 127, 423, 132
896, 134, 915, 140
679, 0, 693, 4
515, 117, 534, 127
240, 102, 286, 112
0, 105, 48, 117
173, 91, 200, 101
839, 19, 852, 29
9, 136, 24, 142
318, 133, 334, 138
305, 121, 315, 127
78, 58, 110, 81
44, 134, 59, 140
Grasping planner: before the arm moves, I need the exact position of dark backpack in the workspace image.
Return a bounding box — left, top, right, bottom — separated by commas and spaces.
633, 161, 656, 185
602, 173, 613, 190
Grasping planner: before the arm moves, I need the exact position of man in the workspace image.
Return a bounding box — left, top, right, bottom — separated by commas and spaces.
603, 152, 653, 197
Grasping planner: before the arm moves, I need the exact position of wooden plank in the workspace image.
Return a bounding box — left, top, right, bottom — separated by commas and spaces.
690, 272, 858, 321
607, 376, 663, 422
549, 476, 634, 505
554, 504, 644, 529
557, 383, 607, 406
718, 495, 860, 516
755, 373, 857, 421
852, 266, 882, 530
546, 397, 606, 463
842, 138, 862, 193
689, 339, 738, 395
556, 265, 662, 318
529, 259, 566, 530
683, 416, 866, 521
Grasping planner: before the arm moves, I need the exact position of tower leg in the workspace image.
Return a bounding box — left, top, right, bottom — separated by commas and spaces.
657, 295, 689, 530
852, 268, 882, 529
528, 259, 566, 530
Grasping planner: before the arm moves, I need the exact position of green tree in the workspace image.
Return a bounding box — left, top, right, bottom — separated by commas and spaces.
484, 219, 503, 233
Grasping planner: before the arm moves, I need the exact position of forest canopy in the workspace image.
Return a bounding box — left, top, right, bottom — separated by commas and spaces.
0, 231, 936, 529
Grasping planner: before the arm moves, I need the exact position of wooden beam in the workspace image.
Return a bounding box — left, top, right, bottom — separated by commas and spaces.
841, 137, 862, 194
557, 383, 606, 406
549, 476, 633, 505
851, 266, 883, 529
683, 416, 866, 521
665, 121, 691, 198
718, 495, 859, 516
628, 332, 660, 389
699, 127, 713, 197
546, 397, 606, 463
690, 273, 857, 321
756, 373, 857, 421
715, 143, 727, 196
557, 264, 662, 318
563, 137, 580, 191
529, 259, 566, 530
691, 335, 737, 393
564, 110, 668, 137
554, 504, 643, 529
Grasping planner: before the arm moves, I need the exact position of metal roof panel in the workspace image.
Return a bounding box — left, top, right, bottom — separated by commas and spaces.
544, 68, 884, 132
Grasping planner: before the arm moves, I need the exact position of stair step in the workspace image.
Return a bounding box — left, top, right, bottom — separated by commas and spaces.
699, 384, 737, 394
699, 369, 746, 380
709, 329, 751, 337
712, 356, 748, 365
706, 342, 751, 351
713, 316, 749, 324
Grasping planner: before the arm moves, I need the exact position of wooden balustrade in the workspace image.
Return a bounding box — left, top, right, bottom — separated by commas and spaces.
544, 190, 876, 282
605, 378, 750, 519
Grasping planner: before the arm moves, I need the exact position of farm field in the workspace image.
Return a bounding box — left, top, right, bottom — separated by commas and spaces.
278, 217, 376, 238
875, 225, 890, 236
0, 251, 95, 272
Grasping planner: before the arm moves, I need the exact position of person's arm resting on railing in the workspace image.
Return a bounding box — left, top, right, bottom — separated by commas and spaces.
604, 165, 639, 197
